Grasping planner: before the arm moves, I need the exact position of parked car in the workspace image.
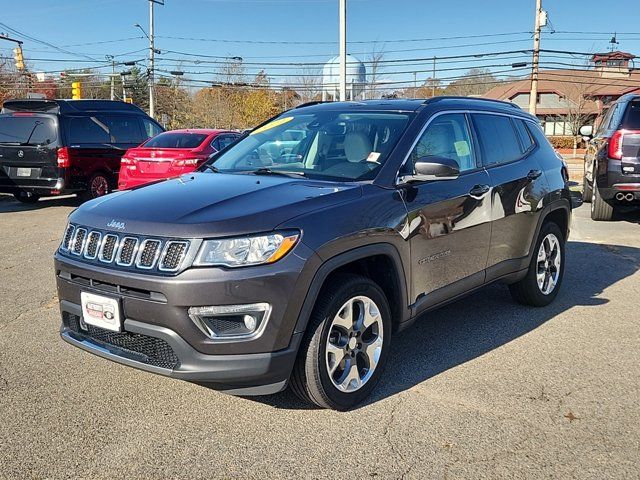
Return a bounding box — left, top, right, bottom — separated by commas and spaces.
0, 99, 163, 203
581, 93, 640, 220
118, 129, 240, 190
55, 97, 574, 410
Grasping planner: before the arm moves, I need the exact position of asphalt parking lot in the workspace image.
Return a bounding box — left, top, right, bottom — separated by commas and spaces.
0, 194, 638, 479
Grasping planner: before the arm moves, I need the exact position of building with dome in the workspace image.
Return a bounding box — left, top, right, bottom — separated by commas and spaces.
322, 54, 367, 101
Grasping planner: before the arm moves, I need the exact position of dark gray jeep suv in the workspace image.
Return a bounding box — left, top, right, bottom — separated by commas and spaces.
55, 97, 573, 410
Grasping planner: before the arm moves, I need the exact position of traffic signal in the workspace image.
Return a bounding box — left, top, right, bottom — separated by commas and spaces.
13, 47, 25, 71
71, 82, 82, 100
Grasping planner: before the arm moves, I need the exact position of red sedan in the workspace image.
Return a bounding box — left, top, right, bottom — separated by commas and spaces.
118, 129, 240, 190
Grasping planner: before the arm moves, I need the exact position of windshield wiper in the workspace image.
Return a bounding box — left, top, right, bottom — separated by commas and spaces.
22, 121, 42, 146
202, 164, 219, 173
250, 167, 306, 178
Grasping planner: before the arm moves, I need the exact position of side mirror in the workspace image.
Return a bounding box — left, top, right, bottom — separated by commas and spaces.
399, 155, 460, 183
579, 125, 593, 138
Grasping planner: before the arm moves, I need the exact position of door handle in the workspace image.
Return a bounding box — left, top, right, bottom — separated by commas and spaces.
527, 169, 542, 180
469, 184, 490, 198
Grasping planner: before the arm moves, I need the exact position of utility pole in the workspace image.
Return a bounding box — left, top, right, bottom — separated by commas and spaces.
106, 55, 115, 100
432, 57, 436, 97
529, 0, 542, 115
148, 0, 156, 117
339, 0, 347, 101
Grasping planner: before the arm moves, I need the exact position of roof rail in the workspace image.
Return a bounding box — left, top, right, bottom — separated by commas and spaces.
424, 96, 521, 109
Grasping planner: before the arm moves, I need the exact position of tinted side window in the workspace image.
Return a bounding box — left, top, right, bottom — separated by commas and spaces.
621, 100, 640, 129
407, 113, 476, 173
67, 115, 144, 145
67, 116, 110, 144
142, 118, 164, 139
525, 120, 554, 150
211, 138, 220, 151
513, 118, 534, 153
473, 114, 522, 166
99, 115, 144, 144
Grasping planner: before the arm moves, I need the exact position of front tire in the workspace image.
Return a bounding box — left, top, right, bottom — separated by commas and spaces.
290, 274, 392, 410
509, 222, 565, 307
590, 184, 614, 221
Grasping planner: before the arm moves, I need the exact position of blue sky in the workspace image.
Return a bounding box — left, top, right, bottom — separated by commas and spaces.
1, 0, 639, 91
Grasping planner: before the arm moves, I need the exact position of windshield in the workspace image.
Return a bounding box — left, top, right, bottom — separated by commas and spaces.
0, 115, 58, 145
144, 132, 208, 149
208, 111, 411, 181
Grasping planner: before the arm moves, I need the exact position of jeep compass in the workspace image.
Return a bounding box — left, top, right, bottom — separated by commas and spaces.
55, 97, 573, 410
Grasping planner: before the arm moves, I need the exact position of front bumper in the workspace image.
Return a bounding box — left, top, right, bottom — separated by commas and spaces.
60, 300, 301, 394
55, 241, 322, 392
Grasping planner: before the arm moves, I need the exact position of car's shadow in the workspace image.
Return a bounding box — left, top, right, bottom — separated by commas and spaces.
614, 208, 640, 224
245, 240, 640, 410
0, 194, 79, 212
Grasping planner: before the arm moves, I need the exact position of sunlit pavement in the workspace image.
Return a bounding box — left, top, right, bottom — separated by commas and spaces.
0, 195, 638, 479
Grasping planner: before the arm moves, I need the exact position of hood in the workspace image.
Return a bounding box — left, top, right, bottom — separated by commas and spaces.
70, 172, 362, 238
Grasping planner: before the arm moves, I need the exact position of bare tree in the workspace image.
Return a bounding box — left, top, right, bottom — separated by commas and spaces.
564, 81, 596, 156
295, 66, 322, 104
366, 43, 385, 99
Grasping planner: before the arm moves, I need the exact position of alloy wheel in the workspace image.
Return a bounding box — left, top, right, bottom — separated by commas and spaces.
91, 176, 109, 198
325, 295, 383, 393
536, 233, 561, 295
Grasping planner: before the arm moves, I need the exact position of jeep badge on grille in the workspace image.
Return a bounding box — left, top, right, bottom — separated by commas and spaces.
106, 220, 126, 230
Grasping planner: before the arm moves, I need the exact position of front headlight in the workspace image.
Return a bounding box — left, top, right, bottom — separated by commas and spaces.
193, 232, 299, 267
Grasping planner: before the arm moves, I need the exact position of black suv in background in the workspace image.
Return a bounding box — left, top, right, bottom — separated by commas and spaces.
55, 97, 573, 410
581, 94, 640, 220
0, 99, 163, 203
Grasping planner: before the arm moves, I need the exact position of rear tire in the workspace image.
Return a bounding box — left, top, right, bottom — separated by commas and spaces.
582, 175, 592, 203
81, 172, 111, 202
290, 274, 392, 410
509, 222, 565, 307
13, 191, 40, 203
590, 184, 614, 221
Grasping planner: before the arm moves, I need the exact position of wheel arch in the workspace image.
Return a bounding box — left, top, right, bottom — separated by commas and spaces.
293, 243, 411, 336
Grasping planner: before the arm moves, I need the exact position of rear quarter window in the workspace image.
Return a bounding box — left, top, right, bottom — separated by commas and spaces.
513, 118, 535, 153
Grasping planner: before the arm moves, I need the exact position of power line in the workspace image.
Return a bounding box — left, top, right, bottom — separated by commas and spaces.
156, 31, 532, 45
0, 22, 99, 62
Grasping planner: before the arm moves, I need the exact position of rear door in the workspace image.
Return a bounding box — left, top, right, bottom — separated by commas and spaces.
65, 114, 146, 179
471, 113, 547, 274
401, 112, 492, 308
0, 113, 61, 189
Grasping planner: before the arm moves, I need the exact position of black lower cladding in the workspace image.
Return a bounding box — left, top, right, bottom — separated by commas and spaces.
63, 312, 180, 370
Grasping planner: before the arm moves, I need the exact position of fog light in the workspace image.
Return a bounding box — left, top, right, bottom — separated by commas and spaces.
188, 303, 271, 340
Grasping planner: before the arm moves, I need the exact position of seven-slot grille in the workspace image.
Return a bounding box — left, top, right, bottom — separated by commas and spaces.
60, 225, 189, 273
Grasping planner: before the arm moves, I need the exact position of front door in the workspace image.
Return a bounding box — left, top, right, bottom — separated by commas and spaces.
400, 112, 492, 309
